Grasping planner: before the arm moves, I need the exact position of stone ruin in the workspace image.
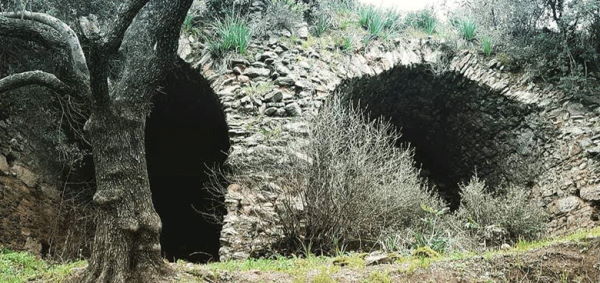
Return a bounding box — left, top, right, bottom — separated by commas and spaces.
1, 36, 600, 262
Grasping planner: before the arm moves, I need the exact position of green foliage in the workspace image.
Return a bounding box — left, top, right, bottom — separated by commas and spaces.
481, 36, 493, 56
0, 247, 84, 282
335, 36, 354, 52
207, 14, 251, 57
456, 18, 477, 41
405, 9, 437, 35
312, 12, 333, 37
358, 5, 400, 39
365, 271, 393, 283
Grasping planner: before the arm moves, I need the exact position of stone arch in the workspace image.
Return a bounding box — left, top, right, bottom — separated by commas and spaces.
145, 60, 230, 263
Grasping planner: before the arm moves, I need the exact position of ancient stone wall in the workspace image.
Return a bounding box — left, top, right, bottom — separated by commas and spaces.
182, 37, 600, 260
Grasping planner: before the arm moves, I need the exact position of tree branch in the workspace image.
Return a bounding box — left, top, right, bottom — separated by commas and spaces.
104, 0, 150, 52
0, 16, 66, 50
0, 71, 70, 94
1, 11, 90, 88
79, 0, 149, 53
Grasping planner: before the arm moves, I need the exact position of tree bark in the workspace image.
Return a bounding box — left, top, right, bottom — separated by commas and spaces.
85, 102, 166, 283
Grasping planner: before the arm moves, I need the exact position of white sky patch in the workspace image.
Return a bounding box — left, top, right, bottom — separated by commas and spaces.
358, 0, 460, 15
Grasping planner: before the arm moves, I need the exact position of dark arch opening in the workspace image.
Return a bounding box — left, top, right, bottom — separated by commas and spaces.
339, 65, 542, 209
146, 60, 230, 263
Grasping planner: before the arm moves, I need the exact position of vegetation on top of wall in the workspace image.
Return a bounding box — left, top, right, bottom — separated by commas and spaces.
405, 9, 438, 35
206, 14, 252, 57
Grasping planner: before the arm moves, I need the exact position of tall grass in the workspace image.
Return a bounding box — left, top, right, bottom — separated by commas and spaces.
405, 9, 437, 35
457, 18, 477, 41
358, 5, 401, 39
481, 36, 494, 56
207, 14, 251, 57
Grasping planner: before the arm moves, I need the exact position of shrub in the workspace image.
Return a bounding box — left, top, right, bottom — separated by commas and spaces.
255, 0, 309, 36
481, 36, 493, 56
278, 96, 443, 254
456, 18, 477, 41
405, 9, 437, 35
311, 11, 333, 37
452, 176, 547, 247
207, 14, 251, 57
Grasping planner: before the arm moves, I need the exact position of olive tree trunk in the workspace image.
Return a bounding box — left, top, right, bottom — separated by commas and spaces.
85, 103, 164, 282
0, 0, 193, 282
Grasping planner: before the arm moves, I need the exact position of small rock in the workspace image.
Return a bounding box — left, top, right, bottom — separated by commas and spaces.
556, 196, 581, 213
284, 103, 302, 116
0, 154, 8, 173
295, 23, 309, 39
580, 185, 600, 201
12, 165, 38, 187
264, 91, 283, 102
365, 252, 394, 266
237, 75, 251, 83
244, 67, 271, 78
230, 58, 250, 67
233, 66, 243, 75
256, 51, 278, 62
275, 76, 295, 86
264, 107, 277, 116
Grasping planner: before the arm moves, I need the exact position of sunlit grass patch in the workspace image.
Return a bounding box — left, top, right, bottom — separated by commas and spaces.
0, 248, 85, 283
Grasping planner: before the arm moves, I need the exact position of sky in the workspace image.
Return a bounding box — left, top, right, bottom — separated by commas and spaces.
358, 0, 459, 13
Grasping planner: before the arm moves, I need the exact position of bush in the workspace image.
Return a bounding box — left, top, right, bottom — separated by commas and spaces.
207, 14, 251, 57
311, 11, 333, 37
405, 9, 437, 35
255, 0, 309, 36
456, 18, 477, 41
452, 176, 547, 247
278, 96, 443, 254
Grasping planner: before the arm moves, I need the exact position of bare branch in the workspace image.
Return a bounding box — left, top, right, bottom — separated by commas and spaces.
0, 70, 70, 94
1, 11, 91, 88
103, 0, 150, 52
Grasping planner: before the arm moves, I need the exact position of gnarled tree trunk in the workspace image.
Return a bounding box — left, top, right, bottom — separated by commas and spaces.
85, 103, 165, 282
0, 0, 193, 282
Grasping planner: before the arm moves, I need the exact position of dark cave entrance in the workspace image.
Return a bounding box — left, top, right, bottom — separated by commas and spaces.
145, 61, 230, 263
341, 65, 536, 209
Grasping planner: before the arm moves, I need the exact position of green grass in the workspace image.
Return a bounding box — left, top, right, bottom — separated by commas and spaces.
0, 248, 84, 283
481, 36, 494, 56
405, 9, 437, 35
208, 14, 252, 57
4, 228, 599, 282
357, 5, 400, 39
456, 18, 477, 41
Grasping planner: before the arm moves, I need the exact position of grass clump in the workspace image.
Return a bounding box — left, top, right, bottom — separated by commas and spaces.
481, 36, 494, 56
0, 247, 84, 282
405, 9, 437, 35
207, 14, 251, 57
358, 5, 401, 39
455, 18, 477, 41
